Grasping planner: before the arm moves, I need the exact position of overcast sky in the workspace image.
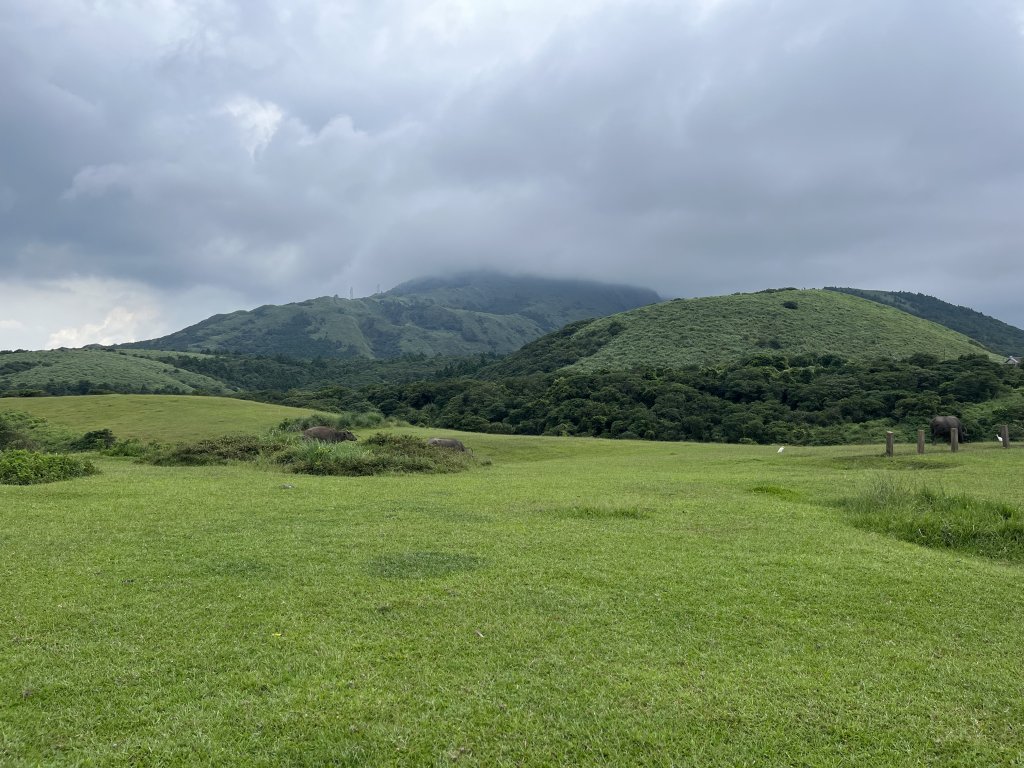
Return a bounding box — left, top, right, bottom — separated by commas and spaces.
2, 0, 1023, 350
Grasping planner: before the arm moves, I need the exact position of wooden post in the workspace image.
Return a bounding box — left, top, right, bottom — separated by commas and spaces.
950, 427, 959, 453
886, 431, 894, 458
917, 429, 925, 455
1001, 424, 1010, 448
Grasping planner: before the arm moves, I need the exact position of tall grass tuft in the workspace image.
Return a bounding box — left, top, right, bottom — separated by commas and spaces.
843, 476, 1024, 562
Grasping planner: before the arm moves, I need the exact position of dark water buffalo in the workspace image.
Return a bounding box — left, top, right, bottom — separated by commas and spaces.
302, 426, 357, 442
930, 416, 967, 444
426, 437, 466, 451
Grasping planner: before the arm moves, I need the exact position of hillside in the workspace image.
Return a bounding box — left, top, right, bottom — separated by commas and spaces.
482, 288, 996, 377
825, 287, 1024, 356
121, 273, 660, 359
0, 348, 231, 395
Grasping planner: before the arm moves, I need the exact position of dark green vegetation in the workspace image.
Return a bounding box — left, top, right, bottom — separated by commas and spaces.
0, 346, 477, 404
828, 286, 1024, 356
0, 449, 97, 485
368, 352, 1024, 444
843, 476, 1024, 562
119, 272, 659, 359
3, 396, 1024, 765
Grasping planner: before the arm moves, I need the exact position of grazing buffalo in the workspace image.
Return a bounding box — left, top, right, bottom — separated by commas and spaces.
426, 437, 466, 451
302, 426, 357, 442
930, 416, 967, 444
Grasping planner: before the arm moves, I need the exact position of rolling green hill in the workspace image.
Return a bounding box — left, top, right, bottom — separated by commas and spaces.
0, 349, 231, 395
120, 273, 660, 359
483, 288, 996, 377
825, 287, 1024, 356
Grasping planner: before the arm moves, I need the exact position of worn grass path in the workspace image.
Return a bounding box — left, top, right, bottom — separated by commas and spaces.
2, 416, 1024, 764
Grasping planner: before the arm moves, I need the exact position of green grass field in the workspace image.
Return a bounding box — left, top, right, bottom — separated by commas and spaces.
0, 395, 331, 442
2, 397, 1024, 766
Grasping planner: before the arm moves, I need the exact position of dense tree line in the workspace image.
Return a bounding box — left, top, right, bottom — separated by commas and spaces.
6, 349, 1024, 446
359, 353, 1024, 445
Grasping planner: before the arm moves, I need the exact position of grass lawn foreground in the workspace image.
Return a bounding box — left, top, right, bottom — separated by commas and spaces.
2, 396, 1024, 765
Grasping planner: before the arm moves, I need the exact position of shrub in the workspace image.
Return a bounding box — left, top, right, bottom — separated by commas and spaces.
143, 434, 291, 466
70, 429, 117, 451
0, 450, 98, 485
276, 432, 483, 476
102, 439, 152, 458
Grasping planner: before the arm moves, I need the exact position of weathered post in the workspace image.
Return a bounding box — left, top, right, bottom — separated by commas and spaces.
950, 427, 959, 453
917, 429, 925, 455
1001, 424, 1010, 448
886, 431, 894, 458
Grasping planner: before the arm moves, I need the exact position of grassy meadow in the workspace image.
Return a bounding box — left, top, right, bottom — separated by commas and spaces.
2, 397, 1024, 765
0, 395, 329, 442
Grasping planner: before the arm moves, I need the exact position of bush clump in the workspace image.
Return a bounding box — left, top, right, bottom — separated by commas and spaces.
0, 450, 98, 485
70, 428, 117, 451
128, 429, 484, 477
277, 411, 398, 433
843, 476, 1024, 562
276, 432, 483, 476
143, 434, 291, 466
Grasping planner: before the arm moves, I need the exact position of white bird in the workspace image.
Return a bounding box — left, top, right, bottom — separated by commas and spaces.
777, 446, 785, 453
997, 435, 1003, 443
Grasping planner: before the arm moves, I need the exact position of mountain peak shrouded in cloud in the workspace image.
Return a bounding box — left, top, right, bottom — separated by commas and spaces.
2, 0, 1024, 351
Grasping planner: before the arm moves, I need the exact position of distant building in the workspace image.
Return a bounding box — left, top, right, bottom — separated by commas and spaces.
1005, 356, 1021, 365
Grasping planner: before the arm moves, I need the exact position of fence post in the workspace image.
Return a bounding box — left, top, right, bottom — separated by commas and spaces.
950, 427, 959, 453
886, 431, 894, 458
1001, 424, 1010, 448
917, 429, 925, 455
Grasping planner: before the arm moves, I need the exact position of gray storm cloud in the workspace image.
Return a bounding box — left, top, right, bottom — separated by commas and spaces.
2, 0, 1024, 349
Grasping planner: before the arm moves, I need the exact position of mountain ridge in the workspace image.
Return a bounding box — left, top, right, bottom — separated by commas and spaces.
120, 273, 661, 359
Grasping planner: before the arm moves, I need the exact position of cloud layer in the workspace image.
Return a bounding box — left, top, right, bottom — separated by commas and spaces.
2, 0, 1024, 349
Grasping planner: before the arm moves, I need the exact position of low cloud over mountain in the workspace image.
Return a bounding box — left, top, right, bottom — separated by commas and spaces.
3, 0, 1024, 349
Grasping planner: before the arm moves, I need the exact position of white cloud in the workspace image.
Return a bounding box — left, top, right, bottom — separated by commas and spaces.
46, 307, 154, 348
220, 95, 284, 158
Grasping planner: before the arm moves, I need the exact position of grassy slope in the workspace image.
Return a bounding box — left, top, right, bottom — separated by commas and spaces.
0, 350, 230, 394
2, 398, 1024, 765
493, 289, 996, 375
0, 395, 324, 442
828, 287, 1024, 357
